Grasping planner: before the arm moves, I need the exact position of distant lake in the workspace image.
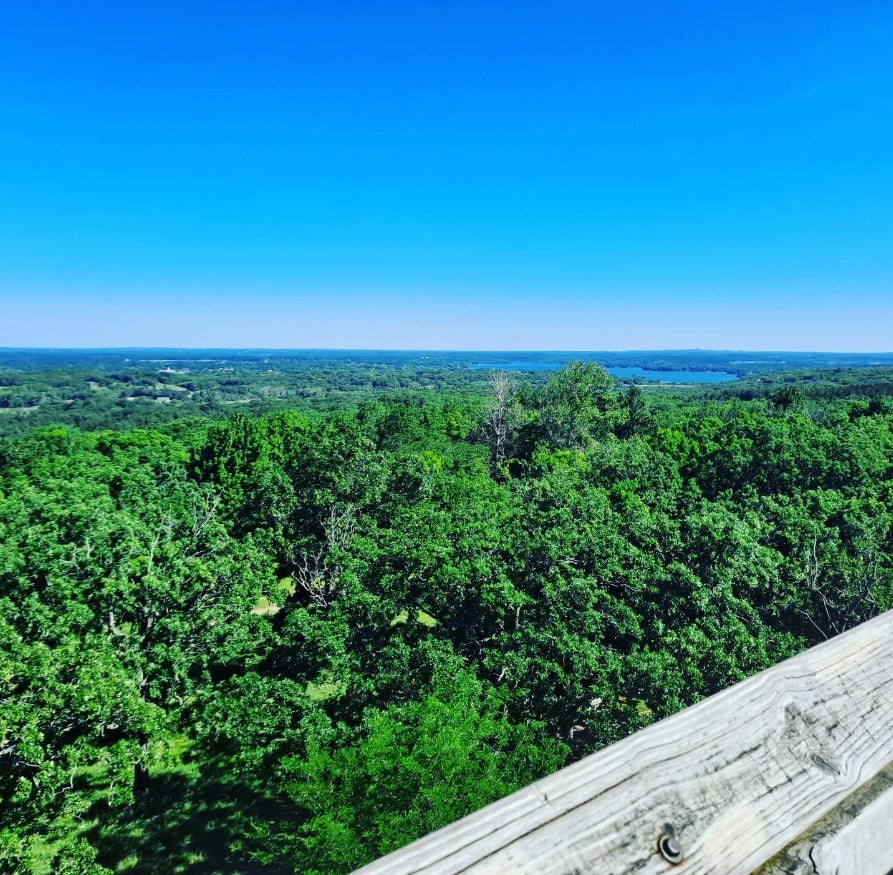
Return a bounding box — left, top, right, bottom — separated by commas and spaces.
468, 362, 739, 383
609, 367, 739, 384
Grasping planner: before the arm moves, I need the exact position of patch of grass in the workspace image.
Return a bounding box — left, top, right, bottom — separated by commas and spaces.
275, 577, 296, 597
390, 608, 438, 627
306, 673, 347, 702
417, 609, 438, 628
251, 596, 280, 616
616, 696, 654, 720
25, 837, 61, 875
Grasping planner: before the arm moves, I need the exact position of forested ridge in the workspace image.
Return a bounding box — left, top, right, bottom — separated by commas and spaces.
2, 362, 893, 874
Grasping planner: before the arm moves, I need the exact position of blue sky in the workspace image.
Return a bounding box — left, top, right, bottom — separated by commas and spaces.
1, 1, 891, 350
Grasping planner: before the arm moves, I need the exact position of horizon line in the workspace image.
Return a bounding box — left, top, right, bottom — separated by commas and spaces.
3, 347, 893, 356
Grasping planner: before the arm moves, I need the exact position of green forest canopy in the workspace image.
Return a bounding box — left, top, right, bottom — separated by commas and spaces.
2, 356, 893, 873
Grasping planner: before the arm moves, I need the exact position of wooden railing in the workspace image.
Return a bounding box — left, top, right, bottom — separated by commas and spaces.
355, 609, 893, 874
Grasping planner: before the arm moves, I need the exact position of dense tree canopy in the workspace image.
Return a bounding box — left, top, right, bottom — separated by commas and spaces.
2, 360, 893, 873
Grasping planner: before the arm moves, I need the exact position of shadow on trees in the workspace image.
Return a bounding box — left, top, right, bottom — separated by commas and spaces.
87, 763, 293, 875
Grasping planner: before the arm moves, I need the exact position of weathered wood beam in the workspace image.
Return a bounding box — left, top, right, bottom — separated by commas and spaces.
355, 608, 893, 874
756, 760, 893, 874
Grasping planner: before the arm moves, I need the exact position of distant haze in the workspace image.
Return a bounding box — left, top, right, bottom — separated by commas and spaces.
3, 289, 889, 352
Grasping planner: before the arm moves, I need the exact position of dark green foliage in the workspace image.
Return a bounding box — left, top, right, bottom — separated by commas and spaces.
2, 359, 893, 872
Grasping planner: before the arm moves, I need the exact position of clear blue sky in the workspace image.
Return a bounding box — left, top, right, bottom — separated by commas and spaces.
1, 0, 891, 350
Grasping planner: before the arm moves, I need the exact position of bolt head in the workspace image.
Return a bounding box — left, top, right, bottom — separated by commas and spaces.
658, 834, 683, 864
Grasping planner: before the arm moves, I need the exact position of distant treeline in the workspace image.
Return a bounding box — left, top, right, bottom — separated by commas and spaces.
2, 349, 893, 439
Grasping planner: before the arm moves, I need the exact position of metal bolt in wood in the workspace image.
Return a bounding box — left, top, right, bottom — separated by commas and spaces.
658, 833, 683, 864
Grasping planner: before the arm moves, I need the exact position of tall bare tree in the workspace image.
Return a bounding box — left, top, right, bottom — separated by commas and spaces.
486, 370, 515, 466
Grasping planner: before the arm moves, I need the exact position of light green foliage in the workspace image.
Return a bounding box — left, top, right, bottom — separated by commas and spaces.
541, 360, 618, 449
280, 669, 567, 873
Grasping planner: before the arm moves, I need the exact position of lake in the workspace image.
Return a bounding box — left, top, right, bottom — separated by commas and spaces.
608, 367, 738, 384
467, 362, 739, 383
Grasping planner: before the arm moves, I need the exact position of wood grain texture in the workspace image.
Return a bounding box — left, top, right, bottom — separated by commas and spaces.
756, 761, 893, 874
354, 609, 893, 875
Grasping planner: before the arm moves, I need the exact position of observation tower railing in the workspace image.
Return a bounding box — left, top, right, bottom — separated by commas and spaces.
355, 608, 893, 874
